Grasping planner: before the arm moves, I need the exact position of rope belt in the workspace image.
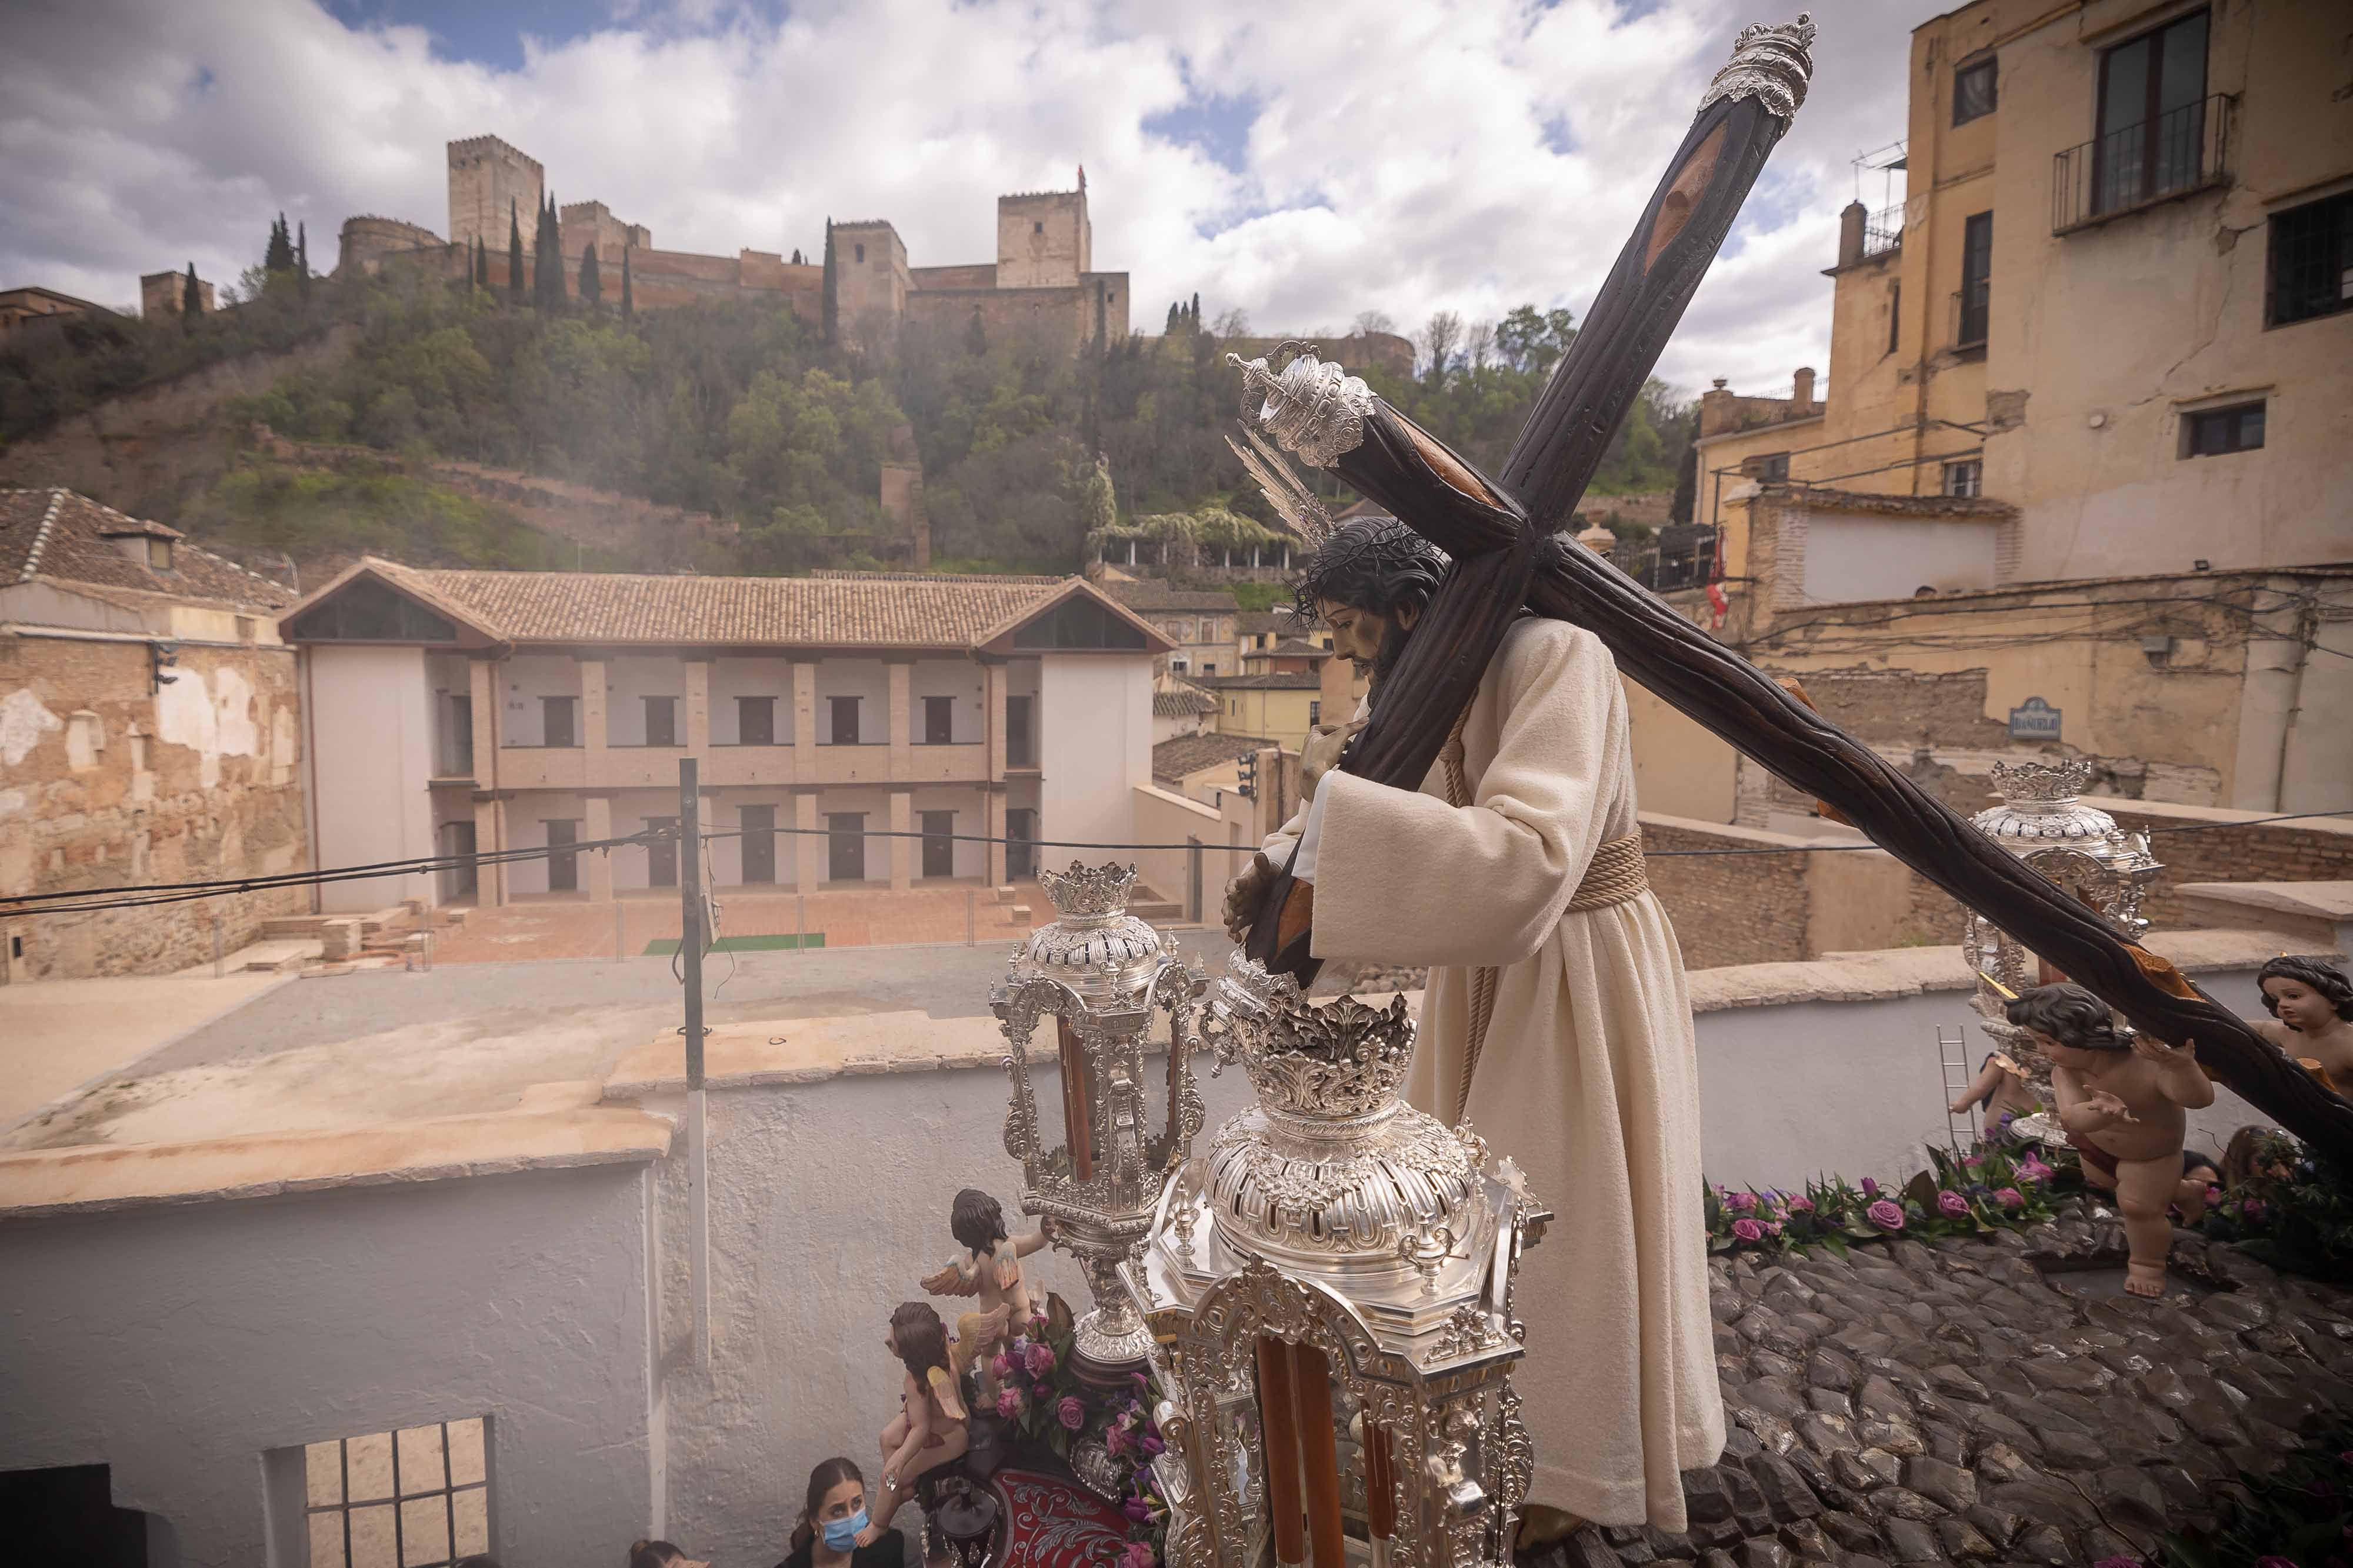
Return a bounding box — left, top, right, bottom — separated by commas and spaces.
1442, 704, 1648, 1119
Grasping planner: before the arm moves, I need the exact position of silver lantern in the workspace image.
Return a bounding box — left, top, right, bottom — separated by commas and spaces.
1964, 758, 2164, 1085
994, 861, 1208, 1374
1131, 959, 1548, 1568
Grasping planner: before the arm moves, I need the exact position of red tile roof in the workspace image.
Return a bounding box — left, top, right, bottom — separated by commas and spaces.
0, 488, 291, 611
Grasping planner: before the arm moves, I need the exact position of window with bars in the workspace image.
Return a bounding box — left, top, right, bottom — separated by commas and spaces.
2268, 191, 2353, 328
1942, 459, 1984, 498
300, 1418, 489, 1568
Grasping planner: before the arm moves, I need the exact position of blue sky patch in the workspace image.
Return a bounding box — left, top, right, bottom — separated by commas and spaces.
1144, 90, 1260, 175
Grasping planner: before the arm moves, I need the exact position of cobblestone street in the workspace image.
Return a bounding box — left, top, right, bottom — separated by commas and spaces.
1533, 1197, 2353, 1567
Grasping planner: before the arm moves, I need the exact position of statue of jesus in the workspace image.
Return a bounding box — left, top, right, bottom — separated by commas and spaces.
1224, 516, 1724, 1540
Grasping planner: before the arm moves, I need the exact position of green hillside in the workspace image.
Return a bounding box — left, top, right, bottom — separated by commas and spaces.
1, 259, 1694, 578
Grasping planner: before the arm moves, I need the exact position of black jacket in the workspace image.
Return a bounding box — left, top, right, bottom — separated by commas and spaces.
775, 1527, 905, 1568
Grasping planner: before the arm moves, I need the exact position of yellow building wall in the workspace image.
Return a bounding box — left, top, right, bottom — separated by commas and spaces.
1212, 688, 1323, 753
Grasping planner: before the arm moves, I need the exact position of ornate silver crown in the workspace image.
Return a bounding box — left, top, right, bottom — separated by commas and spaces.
1989, 757, 2094, 804
1038, 860, 1139, 922
1242, 993, 1417, 1120
1226, 348, 1374, 469
1698, 13, 1817, 122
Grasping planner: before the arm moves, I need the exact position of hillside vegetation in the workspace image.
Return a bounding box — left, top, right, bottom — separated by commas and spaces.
1, 258, 1694, 578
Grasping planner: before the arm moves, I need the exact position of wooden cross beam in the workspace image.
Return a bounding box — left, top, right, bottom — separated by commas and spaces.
1234, 14, 2353, 1160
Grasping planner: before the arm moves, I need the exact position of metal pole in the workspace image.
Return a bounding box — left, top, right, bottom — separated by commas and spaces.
1188, 836, 1203, 924
679, 759, 710, 1369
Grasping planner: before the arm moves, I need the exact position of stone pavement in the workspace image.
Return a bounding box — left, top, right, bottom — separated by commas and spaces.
1530, 1195, 2353, 1568
428, 880, 1077, 962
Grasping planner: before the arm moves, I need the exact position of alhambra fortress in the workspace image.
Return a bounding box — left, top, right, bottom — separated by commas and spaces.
337, 134, 1132, 352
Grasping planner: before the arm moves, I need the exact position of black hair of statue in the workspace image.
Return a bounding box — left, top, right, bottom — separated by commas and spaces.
2004, 982, 2128, 1051
1288, 516, 1450, 629
2258, 955, 2353, 1022
951, 1188, 1008, 1256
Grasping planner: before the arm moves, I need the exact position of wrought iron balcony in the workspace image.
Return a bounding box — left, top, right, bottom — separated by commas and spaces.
2052, 94, 2231, 234
1861, 203, 1904, 260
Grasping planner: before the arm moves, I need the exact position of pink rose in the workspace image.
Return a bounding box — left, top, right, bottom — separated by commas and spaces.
1996, 1187, 2024, 1210
1962, 1155, 1983, 1168
1866, 1199, 1905, 1232
1937, 1190, 1969, 1219
2018, 1159, 2051, 1185
1121, 1546, 1156, 1568
991, 1352, 1014, 1380
1725, 1190, 1757, 1213
1731, 1217, 1764, 1243
1786, 1196, 1814, 1214
1058, 1394, 1085, 1430
1106, 1424, 1129, 1457
1027, 1342, 1056, 1378
996, 1387, 1020, 1418
1766, 1220, 1784, 1236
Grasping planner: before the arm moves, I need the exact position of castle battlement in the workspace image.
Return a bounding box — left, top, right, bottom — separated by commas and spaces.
448, 134, 543, 173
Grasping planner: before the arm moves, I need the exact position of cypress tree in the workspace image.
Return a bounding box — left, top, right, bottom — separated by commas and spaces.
579, 241, 602, 308
265, 213, 293, 273
296, 221, 310, 293
820, 218, 838, 346
474, 236, 488, 288
1165, 301, 1179, 333
508, 199, 524, 299
181, 262, 201, 328
1190, 291, 1201, 329
620, 246, 634, 320
965, 306, 986, 357
535, 194, 562, 308
790, 248, 803, 266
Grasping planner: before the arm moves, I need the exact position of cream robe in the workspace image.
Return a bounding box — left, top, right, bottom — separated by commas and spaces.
1264, 616, 1722, 1530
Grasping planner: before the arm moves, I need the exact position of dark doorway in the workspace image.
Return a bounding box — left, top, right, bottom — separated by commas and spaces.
924, 696, 954, 745
1006, 696, 1034, 768
828, 813, 866, 882
741, 805, 777, 884
921, 810, 955, 879
542, 695, 576, 749
1007, 808, 1036, 880
444, 693, 474, 776
0, 1464, 149, 1567
644, 695, 678, 748
738, 695, 776, 747
829, 695, 861, 745
646, 816, 679, 889
440, 820, 478, 904
544, 819, 578, 892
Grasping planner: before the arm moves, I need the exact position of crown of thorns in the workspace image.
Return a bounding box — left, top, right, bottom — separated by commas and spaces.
1289, 516, 1451, 626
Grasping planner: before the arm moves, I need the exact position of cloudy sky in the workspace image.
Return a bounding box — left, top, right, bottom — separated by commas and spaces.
2, 0, 1940, 400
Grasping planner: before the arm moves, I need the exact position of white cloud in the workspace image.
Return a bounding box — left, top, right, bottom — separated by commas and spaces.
0, 0, 1942, 397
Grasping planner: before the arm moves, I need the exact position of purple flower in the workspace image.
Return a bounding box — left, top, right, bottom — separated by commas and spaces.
1861, 1177, 1880, 1198
1937, 1190, 1969, 1219
1731, 1217, 1764, 1243
2254, 1557, 2299, 1568
1058, 1394, 1085, 1431
1725, 1190, 1757, 1213
1999, 1110, 2017, 1126
1766, 1220, 1784, 1236
1124, 1494, 1152, 1523
996, 1387, 1021, 1419
1866, 1199, 1906, 1232
1027, 1342, 1056, 1379
1995, 1187, 2024, 1211
1120, 1546, 1156, 1568
2018, 1159, 2051, 1185
1140, 1432, 1164, 1456
2244, 1199, 2269, 1222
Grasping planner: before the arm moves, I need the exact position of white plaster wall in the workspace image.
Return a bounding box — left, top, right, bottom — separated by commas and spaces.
1799, 516, 2001, 606
0, 1165, 656, 1568
308, 645, 435, 912
605, 657, 686, 749
498, 655, 581, 749
646, 1050, 1259, 1566
1689, 965, 2272, 1191
814, 659, 888, 746
708, 658, 794, 746
1038, 655, 1150, 852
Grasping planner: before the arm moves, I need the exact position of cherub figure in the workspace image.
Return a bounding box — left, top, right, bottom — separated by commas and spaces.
2008, 982, 2215, 1297
1948, 1050, 2040, 1140
2251, 956, 2353, 1092
865, 1302, 970, 1545
918, 1190, 1048, 1399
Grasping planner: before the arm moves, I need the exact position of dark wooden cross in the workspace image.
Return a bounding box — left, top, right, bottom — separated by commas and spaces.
1234, 14, 2353, 1160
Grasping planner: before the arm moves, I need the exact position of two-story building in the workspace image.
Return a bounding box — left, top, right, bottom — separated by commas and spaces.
279, 562, 1168, 912
1102, 581, 1238, 679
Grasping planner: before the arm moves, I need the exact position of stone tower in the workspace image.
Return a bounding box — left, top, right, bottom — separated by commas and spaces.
995, 171, 1091, 290
830, 220, 910, 348
447, 135, 545, 254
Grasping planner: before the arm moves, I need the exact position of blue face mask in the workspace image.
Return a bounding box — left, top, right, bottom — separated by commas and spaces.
821, 1510, 868, 1552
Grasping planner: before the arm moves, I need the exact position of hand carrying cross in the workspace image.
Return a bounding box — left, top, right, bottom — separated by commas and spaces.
1231, 13, 2353, 1161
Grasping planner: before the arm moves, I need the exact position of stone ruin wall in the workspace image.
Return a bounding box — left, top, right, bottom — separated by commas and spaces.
0, 636, 309, 980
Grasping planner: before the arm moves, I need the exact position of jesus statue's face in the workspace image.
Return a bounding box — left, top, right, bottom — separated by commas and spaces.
1316, 598, 1421, 678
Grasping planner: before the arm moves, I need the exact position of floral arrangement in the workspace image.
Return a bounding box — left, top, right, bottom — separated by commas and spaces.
1705, 1141, 2059, 1260
982, 1294, 1169, 1565
2198, 1133, 2353, 1285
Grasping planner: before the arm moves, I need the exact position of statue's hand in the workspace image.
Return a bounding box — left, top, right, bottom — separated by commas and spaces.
1301, 718, 1367, 801
1222, 851, 1277, 945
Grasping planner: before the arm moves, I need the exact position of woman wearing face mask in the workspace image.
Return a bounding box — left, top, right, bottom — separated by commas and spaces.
777, 1457, 903, 1568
